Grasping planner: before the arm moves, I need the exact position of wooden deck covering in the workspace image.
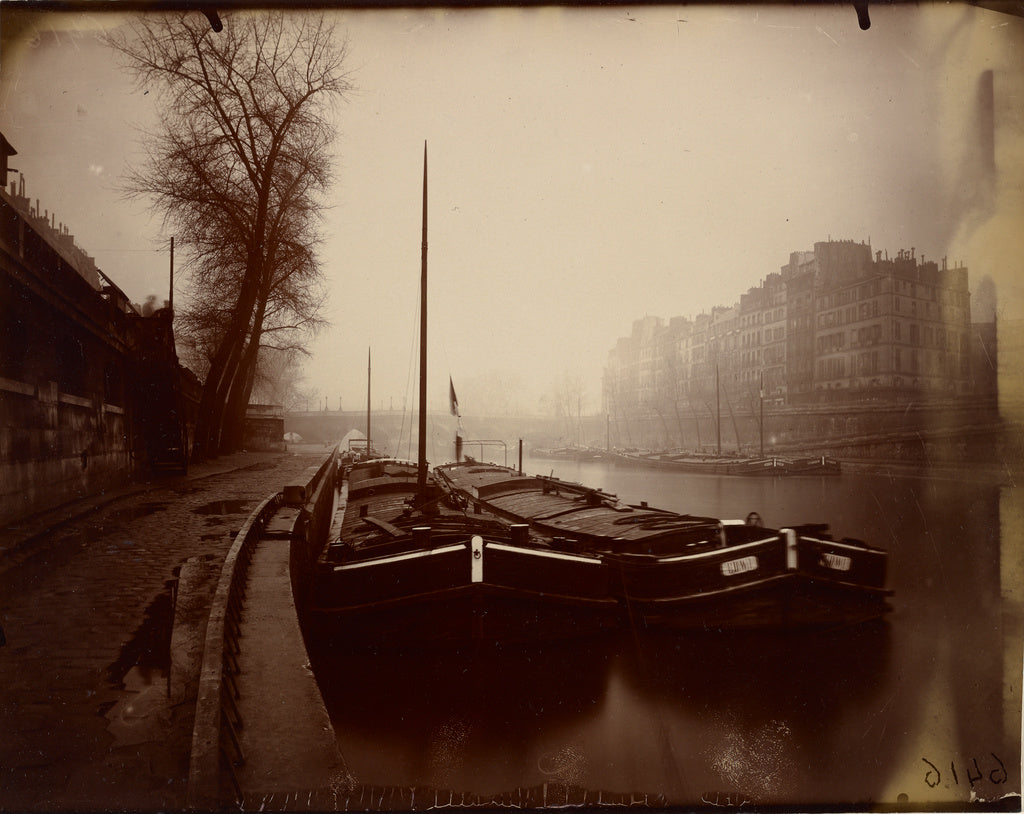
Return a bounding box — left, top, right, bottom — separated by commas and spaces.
438, 464, 719, 547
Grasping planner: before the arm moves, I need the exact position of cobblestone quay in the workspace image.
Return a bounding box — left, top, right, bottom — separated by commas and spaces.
0, 448, 327, 811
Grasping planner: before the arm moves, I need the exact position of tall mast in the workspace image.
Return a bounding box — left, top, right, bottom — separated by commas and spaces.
366, 347, 371, 457
715, 363, 721, 457
417, 142, 429, 493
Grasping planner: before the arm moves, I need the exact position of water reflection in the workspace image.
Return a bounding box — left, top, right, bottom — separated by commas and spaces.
614, 625, 894, 805
310, 625, 896, 805
107, 581, 174, 689
309, 637, 616, 796
309, 459, 1019, 809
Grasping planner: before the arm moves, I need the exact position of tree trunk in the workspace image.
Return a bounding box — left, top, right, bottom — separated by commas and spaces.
192, 340, 237, 461
219, 272, 272, 453
207, 330, 250, 451
673, 401, 686, 449
688, 397, 702, 451
653, 406, 671, 451
220, 332, 262, 453
721, 383, 743, 454
193, 323, 246, 458
191, 260, 261, 460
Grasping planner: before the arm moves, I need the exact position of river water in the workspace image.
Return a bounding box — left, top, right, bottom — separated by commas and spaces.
309, 455, 1021, 810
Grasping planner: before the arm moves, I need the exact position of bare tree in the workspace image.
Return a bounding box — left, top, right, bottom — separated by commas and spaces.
250, 346, 311, 412
107, 11, 351, 458
541, 371, 587, 445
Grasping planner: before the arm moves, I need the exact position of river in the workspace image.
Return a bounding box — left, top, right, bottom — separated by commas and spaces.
308, 455, 1021, 810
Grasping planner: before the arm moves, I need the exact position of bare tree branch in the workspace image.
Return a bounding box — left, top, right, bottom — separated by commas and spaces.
106, 11, 351, 457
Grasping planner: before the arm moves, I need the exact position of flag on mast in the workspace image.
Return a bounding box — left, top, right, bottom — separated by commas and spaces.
449, 377, 460, 417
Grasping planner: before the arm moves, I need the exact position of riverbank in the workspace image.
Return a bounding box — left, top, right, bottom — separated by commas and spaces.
0, 449, 326, 811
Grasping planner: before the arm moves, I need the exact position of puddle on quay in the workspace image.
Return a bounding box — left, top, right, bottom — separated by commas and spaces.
121, 664, 163, 691
105, 665, 172, 746
191, 499, 253, 516
105, 580, 174, 691
103, 591, 173, 743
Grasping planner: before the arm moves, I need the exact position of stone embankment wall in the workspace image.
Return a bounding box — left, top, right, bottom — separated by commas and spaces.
0, 380, 131, 526
0, 171, 142, 525
1, 159, 202, 528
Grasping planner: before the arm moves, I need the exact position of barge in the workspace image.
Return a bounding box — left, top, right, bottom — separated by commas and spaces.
303, 458, 622, 646
435, 461, 892, 631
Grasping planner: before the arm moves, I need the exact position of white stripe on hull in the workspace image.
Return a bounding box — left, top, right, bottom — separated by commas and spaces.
331, 543, 466, 571
488, 542, 603, 565
643, 536, 778, 564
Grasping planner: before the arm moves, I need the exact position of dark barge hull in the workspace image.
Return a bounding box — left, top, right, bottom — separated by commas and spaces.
306, 584, 622, 648
619, 571, 892, 631
435, 462, 891, 632
610, 531, 891, 629
307, 550, 622, 647
304, 460, 621, 648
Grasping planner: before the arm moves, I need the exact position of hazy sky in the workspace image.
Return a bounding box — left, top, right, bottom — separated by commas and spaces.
2, 3, 1022, 415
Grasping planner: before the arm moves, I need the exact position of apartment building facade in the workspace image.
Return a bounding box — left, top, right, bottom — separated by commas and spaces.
603, 239, 977, 419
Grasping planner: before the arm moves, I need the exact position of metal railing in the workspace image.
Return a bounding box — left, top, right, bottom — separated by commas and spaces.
185, 447, 338, 809
185, 491, 282, 809
463, 439, 508, 466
